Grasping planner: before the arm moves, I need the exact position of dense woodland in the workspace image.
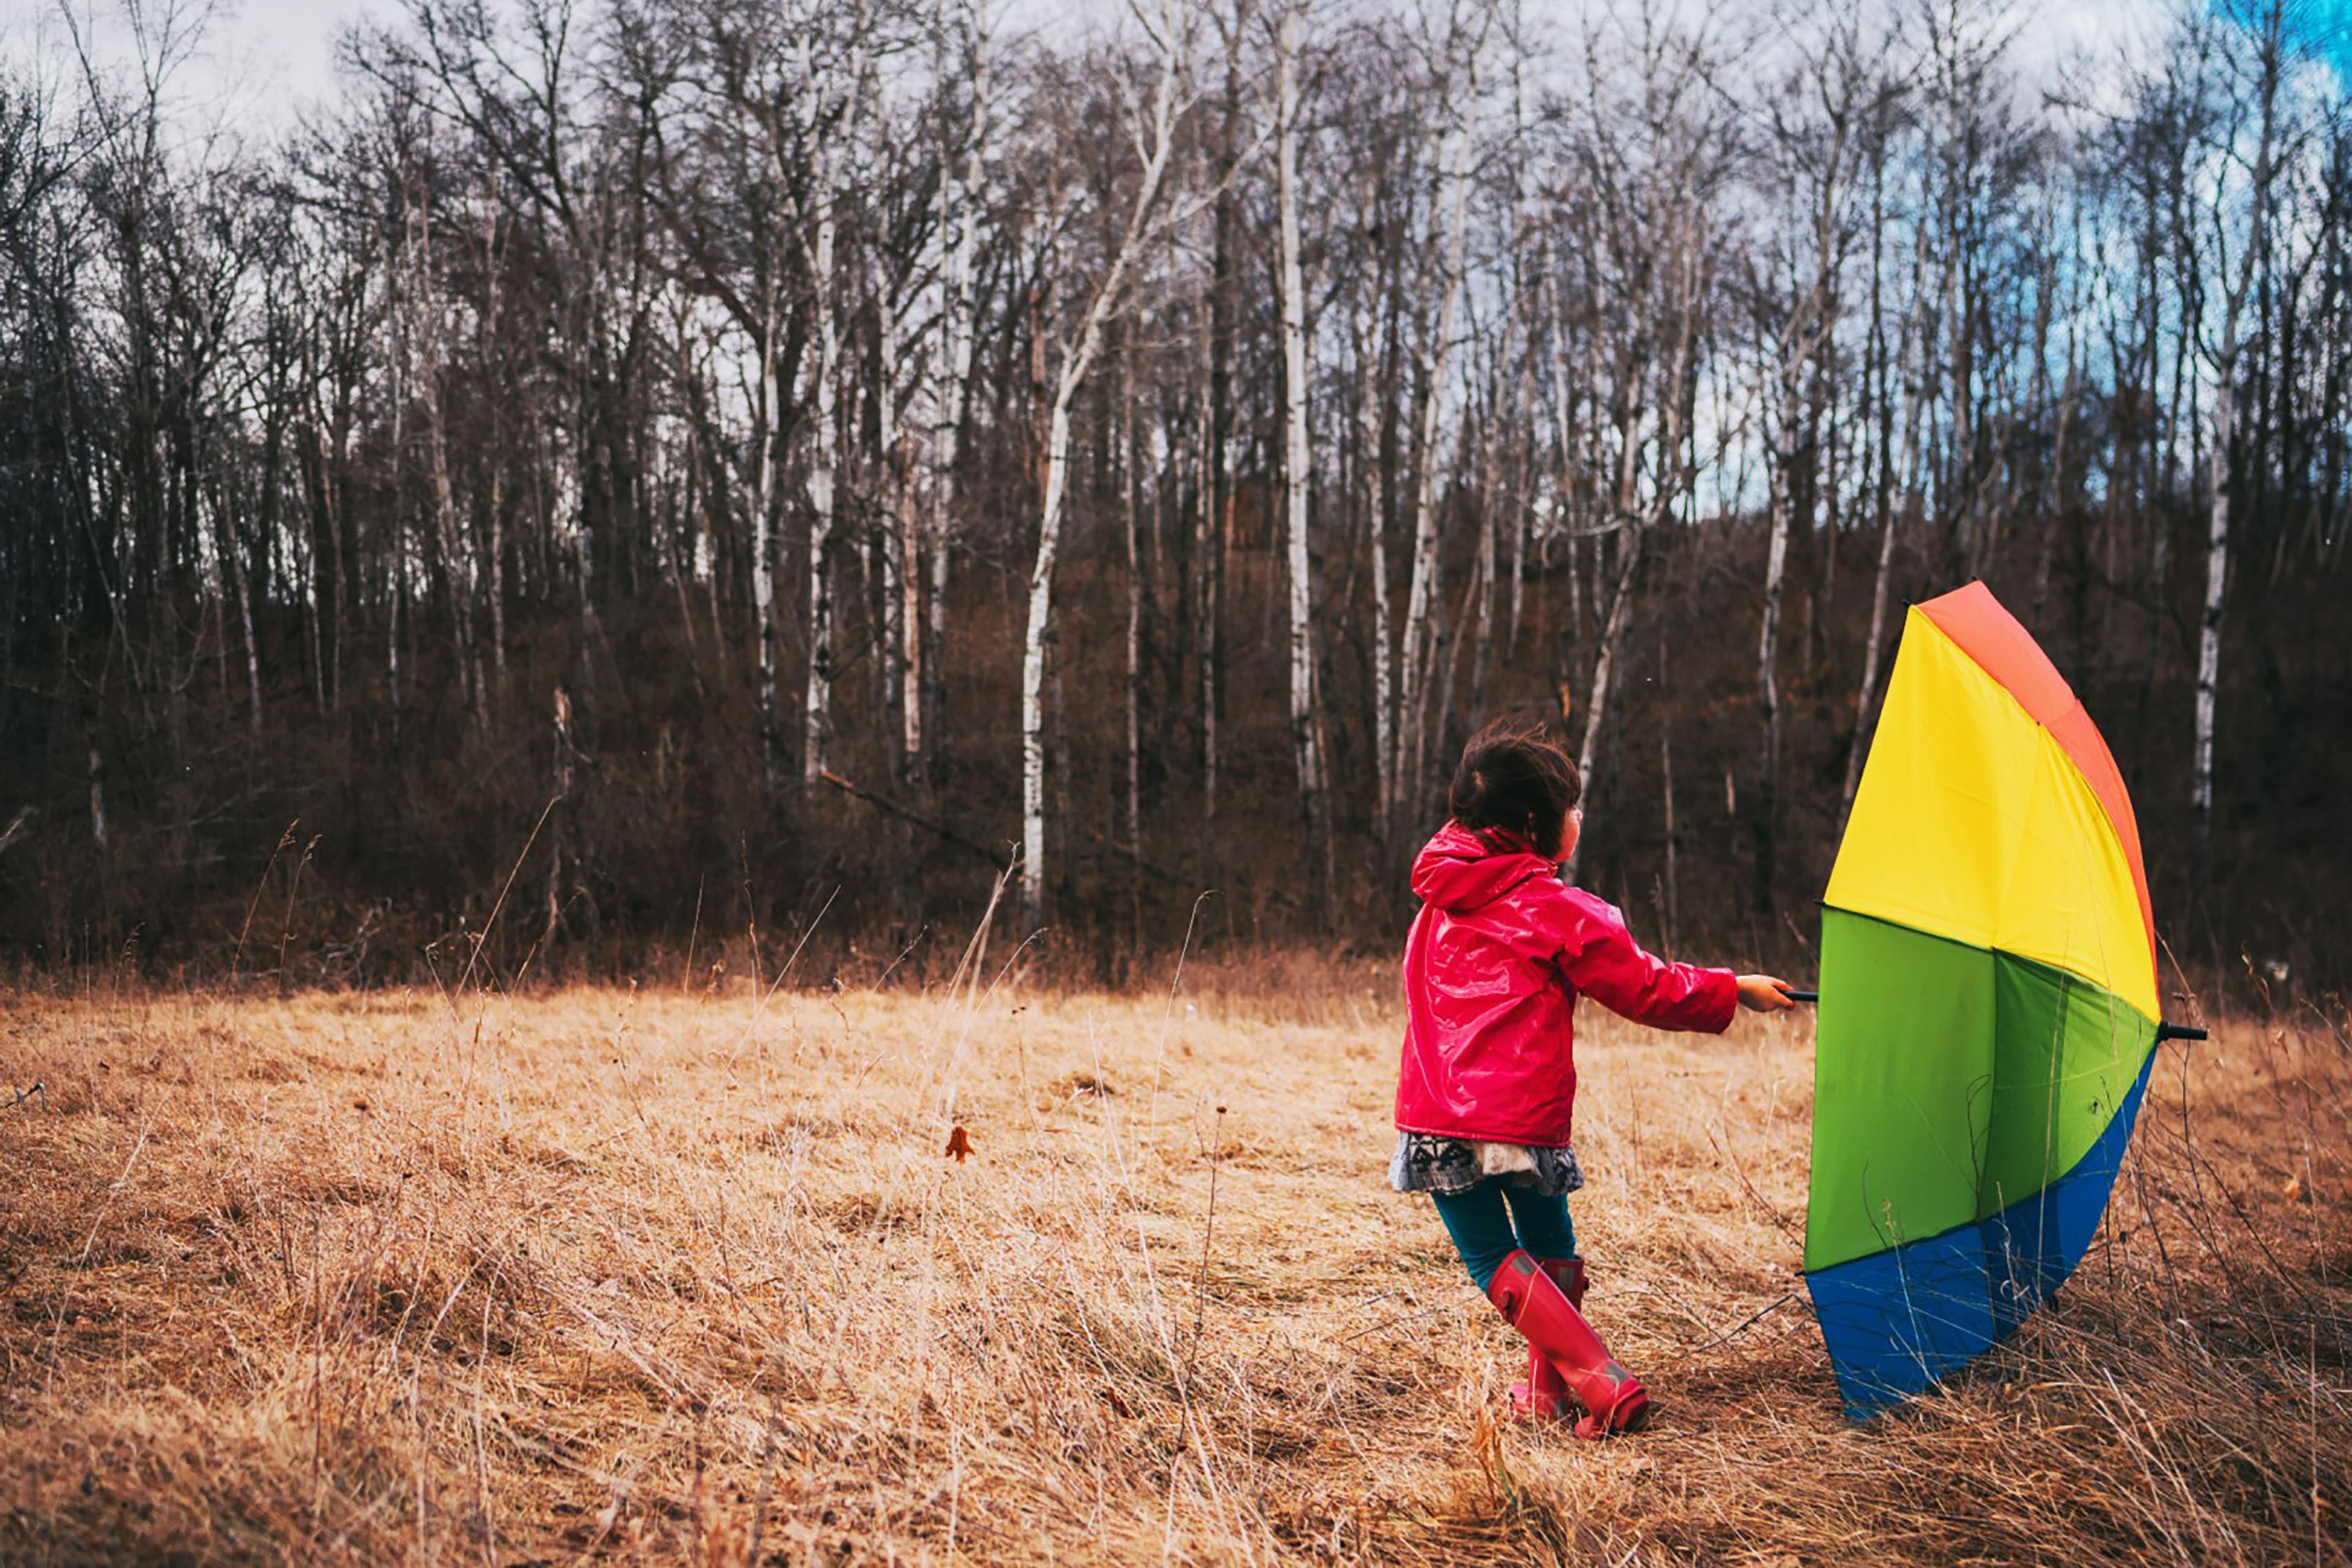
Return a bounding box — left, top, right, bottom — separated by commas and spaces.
1, 0, 2346, 998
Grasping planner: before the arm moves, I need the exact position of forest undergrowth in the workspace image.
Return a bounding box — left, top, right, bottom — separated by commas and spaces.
1, 953, 2346, 1565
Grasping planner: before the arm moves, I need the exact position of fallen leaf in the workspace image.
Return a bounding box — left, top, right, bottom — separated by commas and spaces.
944, 1125, 973, 1163
2284, 1174, 2307, 1202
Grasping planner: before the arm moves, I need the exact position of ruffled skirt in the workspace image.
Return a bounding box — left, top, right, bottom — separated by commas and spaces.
1389, 1132, 1585, 1197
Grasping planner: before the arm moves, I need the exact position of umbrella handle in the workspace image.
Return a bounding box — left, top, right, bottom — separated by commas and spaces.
1784, 989, 1819, 1004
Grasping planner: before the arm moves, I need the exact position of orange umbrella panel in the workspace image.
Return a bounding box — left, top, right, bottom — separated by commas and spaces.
1804, 584, 2165, 1419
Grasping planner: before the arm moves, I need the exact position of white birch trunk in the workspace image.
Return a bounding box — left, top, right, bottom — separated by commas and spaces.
1564, 221, 1704, 882
1195, 290, 1219, 883
410, 205, 481, 730
88, 743, 108, 854
1471, 406, 1498, 716
479, 202, 507, 695
1120, 331, 1145, 948
1570, 527, 1644, 843
1756, 421, 1792, 892
802, 44, 848, 787
1847, 475, 1901, 808
1020, 34, 1181, 929
876, 237, 908, 778
1358, 285, 1396, 846
918, 18, 987, 784
2193, 22, 2279, 848
1844, 160, 1905, 810
1539, 252, 1580, 649
754, 270, 783, 796
1275, 1, 1324, 920
1396, 83, 1474, 821
2194, 347, 2233, 839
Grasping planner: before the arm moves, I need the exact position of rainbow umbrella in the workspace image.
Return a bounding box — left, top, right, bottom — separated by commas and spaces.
1803, 582, 2201, 1419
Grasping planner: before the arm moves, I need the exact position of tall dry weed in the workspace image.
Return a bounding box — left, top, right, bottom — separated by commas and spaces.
1, 973, 2345, 1564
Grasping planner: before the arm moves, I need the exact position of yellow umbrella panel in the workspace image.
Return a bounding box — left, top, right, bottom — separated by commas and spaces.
1805, 583, 2177, 1418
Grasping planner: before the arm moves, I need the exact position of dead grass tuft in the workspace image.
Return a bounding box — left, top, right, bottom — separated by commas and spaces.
0, 975, 2345, 1564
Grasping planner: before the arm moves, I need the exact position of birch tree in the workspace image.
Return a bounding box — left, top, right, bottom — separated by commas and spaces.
1557, 1, 1734, 880
914, 2, 989, 790
1273, 0, 1327, 922
1746, 11, 1874, 910
1394, 0, 1492, 830
1019, 11, 1189, 930
801, 23, 860, 786
2188, 0, 2291, 851
1842, 85, 1915, 809
9, 0, 2352, 981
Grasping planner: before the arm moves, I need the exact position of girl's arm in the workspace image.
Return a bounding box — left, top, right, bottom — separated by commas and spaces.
1549, 888, 1738, 1033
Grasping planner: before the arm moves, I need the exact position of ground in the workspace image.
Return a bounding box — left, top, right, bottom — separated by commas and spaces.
1, 960, 2346, 1565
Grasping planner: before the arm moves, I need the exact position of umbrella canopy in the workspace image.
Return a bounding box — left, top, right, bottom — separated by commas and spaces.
1804, 582, 2166, 1419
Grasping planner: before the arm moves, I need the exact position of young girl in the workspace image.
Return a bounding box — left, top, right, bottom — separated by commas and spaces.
1391, 718, 1793, 1439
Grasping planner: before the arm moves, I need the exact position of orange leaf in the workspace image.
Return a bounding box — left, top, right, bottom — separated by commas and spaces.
944, 1125, 973, 1163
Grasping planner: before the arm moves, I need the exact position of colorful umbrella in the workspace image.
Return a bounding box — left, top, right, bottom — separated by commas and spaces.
1803, 582, 2201, 1419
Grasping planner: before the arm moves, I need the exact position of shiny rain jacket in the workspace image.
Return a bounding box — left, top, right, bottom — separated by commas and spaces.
1393, 821, 1737, 1146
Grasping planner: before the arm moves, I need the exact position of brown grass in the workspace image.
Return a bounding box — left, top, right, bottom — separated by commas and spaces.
1, 963, 2346, 1566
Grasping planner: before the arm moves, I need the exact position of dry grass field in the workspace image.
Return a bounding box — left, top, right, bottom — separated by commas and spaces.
2, 955, 2347, 1566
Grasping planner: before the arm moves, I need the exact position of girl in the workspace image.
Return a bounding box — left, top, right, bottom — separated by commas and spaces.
1391, 718, 1793, 1439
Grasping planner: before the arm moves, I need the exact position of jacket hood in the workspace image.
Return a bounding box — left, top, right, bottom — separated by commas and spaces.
1410, 821, 1555, 913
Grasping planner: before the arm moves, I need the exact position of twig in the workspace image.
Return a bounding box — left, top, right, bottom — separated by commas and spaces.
1339, 1305, 1449, 1344
682, 875, 704, 989
232, 820, 299, 978
818, 768, 1006, 866
1186, 1103, 1226, 1392
455, 797, 558, 997
1166, 891, 1218, 1021
1675, 1289, 1799, 1358
3, 1082, 41, 1113
276, 833, 320, 984
760, 886, 842, 1009
1081, 824, 1188, 885
873, 925, 929, 988
75, 1111, 153, 1266
1706, 1122, 1801, 1241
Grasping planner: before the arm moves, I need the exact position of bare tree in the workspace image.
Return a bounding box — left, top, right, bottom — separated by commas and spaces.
6, 0, 2348, 984
1019, 9, 1191, 930
914, 1, 989, 791
2187, 0, 2294, 851
1394, 0, 1493, 831
1556, 0, 1736, 880
1273, 0, 1327, 922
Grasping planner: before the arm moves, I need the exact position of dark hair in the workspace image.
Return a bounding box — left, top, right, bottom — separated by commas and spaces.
1448, 717, 1582, 856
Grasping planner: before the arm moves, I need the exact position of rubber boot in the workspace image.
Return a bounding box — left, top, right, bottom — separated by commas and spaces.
1486, 1250, 1649, 1439
1547, 1255, 1591, 1310
1507, 1257, 1588, 1419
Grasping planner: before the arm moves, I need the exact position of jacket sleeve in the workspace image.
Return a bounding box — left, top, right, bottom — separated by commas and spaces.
1547, 888, 1737, 1033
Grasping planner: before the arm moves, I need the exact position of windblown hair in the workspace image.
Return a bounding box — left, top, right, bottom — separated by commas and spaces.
1448, 718, 1583, 857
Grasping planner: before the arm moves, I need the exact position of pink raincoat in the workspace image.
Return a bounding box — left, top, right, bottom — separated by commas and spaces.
1393, 822, 1736, 1147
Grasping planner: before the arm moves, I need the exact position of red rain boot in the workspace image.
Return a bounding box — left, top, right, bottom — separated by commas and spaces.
1487, 1250, 1649, 1439
1549, 1256, 1590, 1307
1507, 1256, 1588, 1419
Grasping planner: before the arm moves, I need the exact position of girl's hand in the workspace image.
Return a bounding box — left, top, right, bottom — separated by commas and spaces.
1736, 974, 1797, 1012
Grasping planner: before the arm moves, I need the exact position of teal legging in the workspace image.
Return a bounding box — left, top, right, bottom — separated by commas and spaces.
1429, 1179, 1579, 1293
